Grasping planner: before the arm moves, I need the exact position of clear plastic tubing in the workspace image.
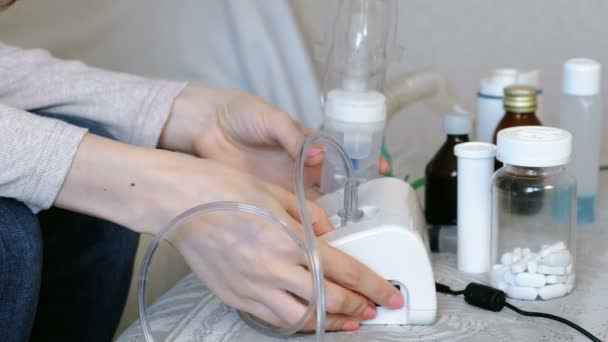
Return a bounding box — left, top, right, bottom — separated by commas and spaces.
384, 67, 461, 120
559, 58, 602, 224
138, 132, 361, 342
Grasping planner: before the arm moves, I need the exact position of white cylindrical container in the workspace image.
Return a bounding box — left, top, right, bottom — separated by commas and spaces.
321, 89, 386, 193
476, 69, 541, 143
558, 58, 602, 224
454, 142, 497, 273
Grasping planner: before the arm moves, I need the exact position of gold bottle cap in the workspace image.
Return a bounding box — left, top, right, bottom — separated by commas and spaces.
503, 85, 537, 113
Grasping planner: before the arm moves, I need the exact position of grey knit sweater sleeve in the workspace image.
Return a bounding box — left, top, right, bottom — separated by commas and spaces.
0, 42, 187, 212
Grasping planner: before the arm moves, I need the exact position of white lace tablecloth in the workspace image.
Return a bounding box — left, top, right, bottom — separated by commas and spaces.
118, 174, 608, 342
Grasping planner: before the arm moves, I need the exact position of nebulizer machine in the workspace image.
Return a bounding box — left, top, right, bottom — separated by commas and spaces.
138, 1, 437, 341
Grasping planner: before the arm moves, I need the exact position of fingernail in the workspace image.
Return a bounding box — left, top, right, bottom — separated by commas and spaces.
363, 306, 377, 319
306, 147, 323, 157
342, 320, 360, 331
388, 294, 404, 309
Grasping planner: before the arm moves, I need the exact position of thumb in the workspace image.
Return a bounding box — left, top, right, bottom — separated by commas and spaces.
271, 112, 324, 165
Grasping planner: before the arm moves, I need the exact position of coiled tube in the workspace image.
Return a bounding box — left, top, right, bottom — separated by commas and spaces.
384, 67, 462, 119
138, 132, 361, 342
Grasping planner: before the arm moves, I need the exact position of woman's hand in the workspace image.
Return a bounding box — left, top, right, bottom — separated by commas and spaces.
55, 134, 403, 332
172, 181, 405, 332
159, 85, 390, 196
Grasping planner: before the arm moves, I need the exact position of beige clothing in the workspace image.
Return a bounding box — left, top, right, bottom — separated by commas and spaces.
0, 42, 186, 212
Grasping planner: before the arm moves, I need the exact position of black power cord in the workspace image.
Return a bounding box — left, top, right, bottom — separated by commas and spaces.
436, 282, 603, 342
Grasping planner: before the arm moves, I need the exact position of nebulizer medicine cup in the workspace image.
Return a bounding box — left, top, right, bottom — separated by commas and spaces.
490, 126, 576, 301
321, 89, 386, 193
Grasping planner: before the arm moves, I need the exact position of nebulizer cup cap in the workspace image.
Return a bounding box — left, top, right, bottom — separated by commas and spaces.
562, 58, 601, 96
325, 89, 386, 123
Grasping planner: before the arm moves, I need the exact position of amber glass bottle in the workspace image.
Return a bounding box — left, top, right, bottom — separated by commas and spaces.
493, 85, 544, 215
425, 114, 471, 252
493, 85, 541, 169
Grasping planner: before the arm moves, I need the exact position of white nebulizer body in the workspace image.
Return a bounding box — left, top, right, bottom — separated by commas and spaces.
320, 0, 392, 193
317, 177, 437, 325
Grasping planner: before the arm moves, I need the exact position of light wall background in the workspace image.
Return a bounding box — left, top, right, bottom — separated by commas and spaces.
1, 0, 607, 337
292, 0, 608, 179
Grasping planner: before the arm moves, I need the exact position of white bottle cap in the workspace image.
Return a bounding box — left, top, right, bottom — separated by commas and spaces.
497, 126, 572, 167
443, 114, 472, 135
479, 69, 541, 97
454, 142, 496, 159
562, 58, 601, 96
479, 70, 518, 97
325, 89, 386, 123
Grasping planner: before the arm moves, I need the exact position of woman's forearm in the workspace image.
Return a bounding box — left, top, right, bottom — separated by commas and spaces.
55, 134, 203, 234
54, 133, 284, 234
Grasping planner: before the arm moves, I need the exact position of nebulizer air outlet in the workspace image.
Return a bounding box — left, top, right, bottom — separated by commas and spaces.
138, 132, 363, 342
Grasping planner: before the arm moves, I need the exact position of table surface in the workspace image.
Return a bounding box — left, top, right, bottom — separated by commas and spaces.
118, 173, 608, 342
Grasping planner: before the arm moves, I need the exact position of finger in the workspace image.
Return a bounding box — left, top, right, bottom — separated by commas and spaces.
300, 313, 361, 332
284, 266, 376, 320
304, 148, 325, 166
292, 119, 316, 136
285, 198, 334, 236
263, 289, 312, 329
379, 156, 390, 175
270, 185, 334, 235
305, 186, 324, 200
268, 111, 309, 160
318, 240, 404, 309
247, 291, 360, 333
273, 115, 325, 166
240, 300, 287, 329
307, 160, 323, 188
281, 291, 360, 333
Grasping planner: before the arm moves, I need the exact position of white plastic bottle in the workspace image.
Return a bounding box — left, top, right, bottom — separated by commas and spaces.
559, 58, 602, 224
454, 142, 496, 274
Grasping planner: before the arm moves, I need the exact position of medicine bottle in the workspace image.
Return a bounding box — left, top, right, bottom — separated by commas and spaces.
492, 85, 542, 171
476, 69, 540, 143
490, 126, 576, 301
492, 85, 542, 143
425, 112, 471, 252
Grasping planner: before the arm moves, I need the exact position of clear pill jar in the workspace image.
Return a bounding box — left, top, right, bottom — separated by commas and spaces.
490, 126, 576, 301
